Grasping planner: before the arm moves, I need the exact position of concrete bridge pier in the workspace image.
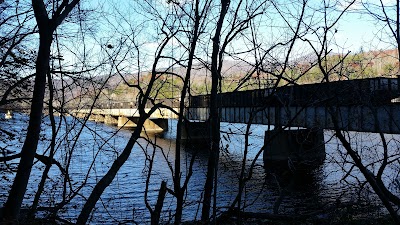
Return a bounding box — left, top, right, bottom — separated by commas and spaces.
95, 114, 105, 123
180, 121, 211, 148
74, 113, 86, 119
145, 118, 168, 132
129, 117, 168, 133
104, 115, 118, 125
88, 114, 97, 121
264, 128, 325, 168
118, 116, 137, 128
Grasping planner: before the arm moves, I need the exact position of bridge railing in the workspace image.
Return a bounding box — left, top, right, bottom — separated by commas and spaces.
188, 77, 400, 108
84, 98, 181, 110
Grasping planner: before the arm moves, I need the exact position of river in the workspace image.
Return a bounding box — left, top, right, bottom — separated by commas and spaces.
1, 113, 399, 224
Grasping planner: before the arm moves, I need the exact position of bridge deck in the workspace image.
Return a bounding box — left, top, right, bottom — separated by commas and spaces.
76, 107, 179, 119
187, 78, 400, 134
189, 78, 400, 107
72, 78, 400, 134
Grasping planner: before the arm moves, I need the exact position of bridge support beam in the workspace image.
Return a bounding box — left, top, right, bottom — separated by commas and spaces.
264, 128, 325, 168
104, 115, 118, 125
118, 116, 137, 128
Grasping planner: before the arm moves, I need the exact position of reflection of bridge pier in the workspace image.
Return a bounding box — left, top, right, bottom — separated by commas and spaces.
180, 121, 211, 148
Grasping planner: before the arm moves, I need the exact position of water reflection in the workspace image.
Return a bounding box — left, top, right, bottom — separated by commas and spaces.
0, 115, 398, 224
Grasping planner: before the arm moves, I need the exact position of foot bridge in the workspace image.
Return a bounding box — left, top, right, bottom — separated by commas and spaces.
71, 77, 400, 166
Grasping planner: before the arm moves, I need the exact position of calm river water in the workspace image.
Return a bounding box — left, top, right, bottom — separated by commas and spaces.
1, 113, 399, 224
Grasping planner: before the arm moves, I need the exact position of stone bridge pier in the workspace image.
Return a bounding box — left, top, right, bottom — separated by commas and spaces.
117, 116, 137, 128
124, 117, 168, 133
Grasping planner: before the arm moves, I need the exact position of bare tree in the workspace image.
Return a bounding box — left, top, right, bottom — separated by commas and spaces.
362, 0, 400, 70
162, 1, 210, 224
199, 0, 269, 221
2, 0, 81, 223
303, 0, 400, 223
74, 11, 183, 221
0, 1, 36, 109
3, 0, 400, 224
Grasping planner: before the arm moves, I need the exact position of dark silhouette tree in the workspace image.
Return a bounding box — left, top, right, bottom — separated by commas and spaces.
362, 0, 400, 69
303, 0, 400, 223
2, 0, 80, 223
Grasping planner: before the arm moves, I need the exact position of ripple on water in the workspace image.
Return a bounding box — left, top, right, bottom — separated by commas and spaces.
1, 116, 397, 223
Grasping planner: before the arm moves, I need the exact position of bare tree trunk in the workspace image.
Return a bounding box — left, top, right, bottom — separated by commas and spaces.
2, 27, 52, 223
396, 0, 400, 67
27, 69, 60, 220
151, 181, 167, 225
201, 0, 230, 221
173, 1, 202, 223
2, 1, 80, 222
76, 121, 144, 225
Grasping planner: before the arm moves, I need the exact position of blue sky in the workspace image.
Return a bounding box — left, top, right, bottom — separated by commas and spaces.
337, 0, 398, 53
58, 0, 397, 72
336, 11, 390, 52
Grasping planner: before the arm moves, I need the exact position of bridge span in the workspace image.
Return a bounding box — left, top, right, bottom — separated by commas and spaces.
187, 77, 400, 134
71, 77, 400, 165
186, 77, 400, 165
73, 99, 179, 133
